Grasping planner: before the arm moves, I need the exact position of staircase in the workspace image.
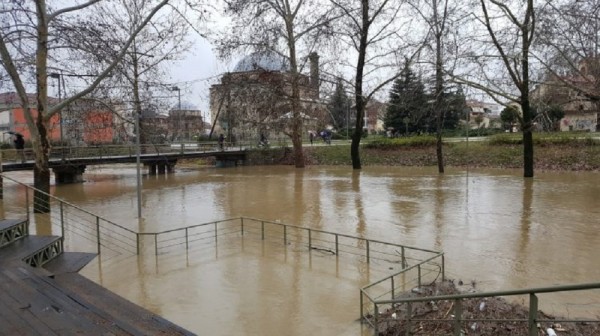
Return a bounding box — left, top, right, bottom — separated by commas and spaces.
0, 218, 195, 335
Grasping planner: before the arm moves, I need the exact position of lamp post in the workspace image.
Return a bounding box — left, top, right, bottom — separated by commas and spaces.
171, 86, 181, 140
49, 73, 63, 148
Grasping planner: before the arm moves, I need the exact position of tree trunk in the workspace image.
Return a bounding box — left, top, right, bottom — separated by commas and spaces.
351, 0, 370, 170
286, 16, 305, 168
521, 1, 534, 178
434, 7, 445, 174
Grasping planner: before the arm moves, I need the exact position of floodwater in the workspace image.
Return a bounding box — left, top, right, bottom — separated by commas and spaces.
3, 165, 600, 335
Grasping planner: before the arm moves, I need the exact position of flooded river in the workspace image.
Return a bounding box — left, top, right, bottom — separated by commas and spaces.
3, 166, 599, 335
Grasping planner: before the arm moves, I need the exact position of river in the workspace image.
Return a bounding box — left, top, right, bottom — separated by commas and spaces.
3, 165, 599, 335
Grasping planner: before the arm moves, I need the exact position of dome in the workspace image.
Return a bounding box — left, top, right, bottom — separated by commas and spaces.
233, 51, 290, 72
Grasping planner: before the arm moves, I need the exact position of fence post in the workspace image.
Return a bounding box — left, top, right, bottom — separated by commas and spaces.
374, 303, 379, 334
441, 253, 445, 281
366, 240, 370, 263
528, 293, 538, 336
261, 221, 265, 240
185, 227, 189, 250
283, 225, 287, 245
359, 290, 363, 323
241, 218, 244, 235
25, 188, 30, 223
335, 234, 339, 255
453, 299, 462, 336
96, 217, 101, 255
308, 229, 312, 250
401, 246, 406, 268
391, 276, 395, 300
214, 222, 218, 241
418, 264, 422, 288
60, 202, 65, 240
154, 234, 158, 256
136, 233, 140, 255
405, 303, 412, 336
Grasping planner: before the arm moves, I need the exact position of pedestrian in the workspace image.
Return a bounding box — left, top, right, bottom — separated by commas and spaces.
13, 133, 25, 163
218, 134, 225, 151
309, 131, 314, 145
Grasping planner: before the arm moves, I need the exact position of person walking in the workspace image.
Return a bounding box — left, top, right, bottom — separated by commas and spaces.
13, 133, 25, 163
309, 131, 314, 145
218, 134, 225, 151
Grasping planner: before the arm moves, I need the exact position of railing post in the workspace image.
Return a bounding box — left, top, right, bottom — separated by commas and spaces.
60, 202, 65, 239
529, 293, 538, 336
214, 222, 218, 241
441, 253, 445, 281
366, 240, 370, 263
453, 299, 462, 336
241, 218, 244, 235
154, 234, 158, 256
359, 290, 363, 322
405, 303, 412, 336
418, 264, 422, 288
25, 188, 30, 223
261, 221, 265, 240
96, 217, 101, 255
308, 229, 312, 249
180, 143, 184, 155
401, 246, 406, 268
374, 303, 379, 335
335, 234, 339, 255
185, 227, 189, 250
391, 276, 395, 300
136, 233, 140, 255
283, 225, 287, 245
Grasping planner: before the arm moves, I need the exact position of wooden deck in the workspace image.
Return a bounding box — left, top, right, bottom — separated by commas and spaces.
0, 233, 195, 336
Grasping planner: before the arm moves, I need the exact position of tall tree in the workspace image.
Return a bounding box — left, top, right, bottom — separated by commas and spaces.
453, 0, 536, 177
330, 0, 422, 169
327, 78, 351, 130
0, 0, 205, 211
219, 0, 337, 168
384, 64, 430, 134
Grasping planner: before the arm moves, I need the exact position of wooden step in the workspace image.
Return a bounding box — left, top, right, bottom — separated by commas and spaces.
0, 218, 28, 248
0, 236, 62, 268
53, 273, 194, 335
42, 252, 97, 276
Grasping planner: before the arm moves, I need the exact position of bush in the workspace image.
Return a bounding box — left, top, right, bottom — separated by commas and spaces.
365, 135, 437, 149
488, 132, 599, 146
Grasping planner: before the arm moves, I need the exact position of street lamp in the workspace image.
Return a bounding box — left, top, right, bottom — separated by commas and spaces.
49, 73, 64, 148
171, 86, 182, 140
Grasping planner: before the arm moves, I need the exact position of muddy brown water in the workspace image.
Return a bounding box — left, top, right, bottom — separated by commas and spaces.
3, 166, 599, 335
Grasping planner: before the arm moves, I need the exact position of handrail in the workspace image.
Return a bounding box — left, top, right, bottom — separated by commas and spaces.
371, 281, 600, 336
377, 281, 600, 304
0, 173, 138, 255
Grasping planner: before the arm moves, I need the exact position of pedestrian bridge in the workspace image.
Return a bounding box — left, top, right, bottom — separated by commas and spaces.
0, 143, 247, 183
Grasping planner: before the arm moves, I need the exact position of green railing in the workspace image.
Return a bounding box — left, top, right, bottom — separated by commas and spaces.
372, 282, 600, 336
0, 174, 138, 258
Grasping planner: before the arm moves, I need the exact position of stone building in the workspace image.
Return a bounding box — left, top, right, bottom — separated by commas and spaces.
209, 51, 326, 142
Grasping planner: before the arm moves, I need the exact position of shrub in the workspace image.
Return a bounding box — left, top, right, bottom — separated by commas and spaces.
364, 136, 437, 149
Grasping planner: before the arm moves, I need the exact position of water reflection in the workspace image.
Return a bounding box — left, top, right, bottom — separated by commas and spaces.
2, 166, 599, 335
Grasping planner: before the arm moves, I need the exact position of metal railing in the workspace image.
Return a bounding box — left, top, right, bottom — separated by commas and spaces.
0, 174, 139, 258
372, 282, 600, 336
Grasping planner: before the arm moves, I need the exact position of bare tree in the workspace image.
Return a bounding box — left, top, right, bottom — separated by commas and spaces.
330, 0, 422, 169
535, 0, 600, 130
0, 0, 194, 211
410, 0, 465, 173
217, 0, 337, 168
453, 0, 536, 178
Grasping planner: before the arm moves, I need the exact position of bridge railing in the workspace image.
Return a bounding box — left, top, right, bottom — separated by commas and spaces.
0, 174, 138, 259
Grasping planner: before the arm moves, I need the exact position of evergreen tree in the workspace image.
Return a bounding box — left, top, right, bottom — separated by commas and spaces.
441, 86, 467, 130
327, 79, 351, 130
384, 64, 430, 135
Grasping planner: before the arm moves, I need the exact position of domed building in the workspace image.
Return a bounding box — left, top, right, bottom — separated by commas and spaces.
209, 51, 326, 141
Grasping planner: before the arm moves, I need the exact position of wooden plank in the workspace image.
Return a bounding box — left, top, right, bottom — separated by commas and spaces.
42, 252, 97, 275
0, 236, 61, 265
54, 273, 195, 335
0, 218, 27, 231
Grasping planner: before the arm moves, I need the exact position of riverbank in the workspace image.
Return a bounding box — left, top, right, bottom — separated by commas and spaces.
245, 138, 600, 171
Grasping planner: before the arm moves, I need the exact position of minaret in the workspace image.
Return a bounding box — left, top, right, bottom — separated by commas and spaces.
309, 52, 319, 98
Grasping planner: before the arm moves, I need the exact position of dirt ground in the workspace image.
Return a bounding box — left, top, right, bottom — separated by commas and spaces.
375, 280, 600, 336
